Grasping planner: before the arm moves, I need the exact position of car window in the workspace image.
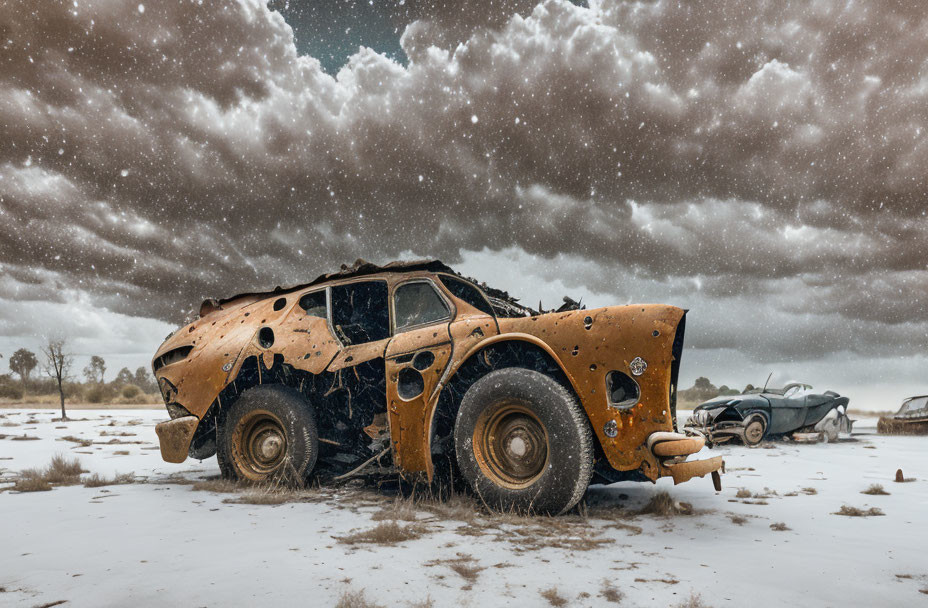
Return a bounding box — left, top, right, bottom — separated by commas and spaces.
438, 275, 495, 316
330, 281, 390, 344
901, 397, 928, 414
394, 282, 451, 332
298, 290, 327, 318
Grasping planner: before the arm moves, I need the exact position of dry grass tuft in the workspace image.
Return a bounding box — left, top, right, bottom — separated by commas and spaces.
729, 514, 748, 526
12, 454, 85, 491
735, 488, 752, 499
423, 554, 484, 588
336, 521, 425, 545
416, 490, 481, 524
83, 472, 135, 488
449, 561, 483, 583
769, 522, 790, 531
801, 487, 818, 495
407, 598, 435, 608
600, 580, 624, 603
540, 587, 568, 607
335, 588, 384, 608
638, 491, 693, 516
371, 497, 420, 522
12, 474, 52, 492
192, 479, 243, 493
60, 435, 93, 447
833, 505, 885, 517
44, 454, 86, 484
675, 592, 712, 608
861, 484, 890, 496
226, 488, 291, 505
11, 434, 40, 441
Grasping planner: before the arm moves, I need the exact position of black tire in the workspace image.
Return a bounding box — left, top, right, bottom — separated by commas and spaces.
454, 368, 593, 515
742, 416, 767, 447
217, 385, 318, 485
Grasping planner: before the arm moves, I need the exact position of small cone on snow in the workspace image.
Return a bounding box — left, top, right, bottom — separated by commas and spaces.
895, 469, 904, 483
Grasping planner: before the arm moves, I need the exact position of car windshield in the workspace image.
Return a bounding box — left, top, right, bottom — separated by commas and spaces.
899, 396, 928, 415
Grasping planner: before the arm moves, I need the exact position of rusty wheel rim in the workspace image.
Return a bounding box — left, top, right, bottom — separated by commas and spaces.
744, 420, 765, 445
231, 409, 288, 480
473, 401, 548, 489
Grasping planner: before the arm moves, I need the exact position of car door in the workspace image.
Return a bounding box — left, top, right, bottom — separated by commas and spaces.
384, 278, 455, 473
322, 280, 393, 447
766, 390, 805, 434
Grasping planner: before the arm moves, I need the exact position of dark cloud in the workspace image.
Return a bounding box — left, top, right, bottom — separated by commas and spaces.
0, 0, 926, 367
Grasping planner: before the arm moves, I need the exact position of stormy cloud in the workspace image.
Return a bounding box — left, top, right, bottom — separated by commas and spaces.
0, 0, 926, 392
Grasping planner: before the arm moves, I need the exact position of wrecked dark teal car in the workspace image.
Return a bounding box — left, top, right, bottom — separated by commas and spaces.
685, 383, 851, 446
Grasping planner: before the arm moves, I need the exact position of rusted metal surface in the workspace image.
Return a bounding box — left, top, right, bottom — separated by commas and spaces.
152, 259, 722, 487
154, 416, 199, 463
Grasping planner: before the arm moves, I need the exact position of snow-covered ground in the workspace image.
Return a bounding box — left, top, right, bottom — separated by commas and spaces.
1, 408, 926, 607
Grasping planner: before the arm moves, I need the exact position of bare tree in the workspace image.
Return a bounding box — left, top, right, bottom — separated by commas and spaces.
9, 348, 38, 397
42, 339, 73, 421
83, 355, 106, 384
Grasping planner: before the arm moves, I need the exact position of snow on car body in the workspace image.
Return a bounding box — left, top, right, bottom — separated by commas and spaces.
152, 260, 721, 513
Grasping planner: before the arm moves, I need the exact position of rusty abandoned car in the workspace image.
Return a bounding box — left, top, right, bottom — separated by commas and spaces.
878, 395, 928, 435
152, 260, 722, 514
685, 382, 852, 446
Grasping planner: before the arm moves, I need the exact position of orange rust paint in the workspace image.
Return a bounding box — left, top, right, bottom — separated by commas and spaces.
151, 260, 719, 485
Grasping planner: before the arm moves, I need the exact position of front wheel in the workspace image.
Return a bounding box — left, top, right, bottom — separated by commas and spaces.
454, 368, 593, 515
742, 416, 767, 447
218, 385, 319, 485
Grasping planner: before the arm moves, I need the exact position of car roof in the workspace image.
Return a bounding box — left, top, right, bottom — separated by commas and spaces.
202, 258, 535, 318
212, 259, 453, 309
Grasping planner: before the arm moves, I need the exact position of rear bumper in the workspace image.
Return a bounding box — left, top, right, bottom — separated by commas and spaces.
155, 416, 198, 463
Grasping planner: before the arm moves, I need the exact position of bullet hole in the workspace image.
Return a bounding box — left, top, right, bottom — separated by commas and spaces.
397, 367, 425, 400
273, 297, 287, 311
244, 312, 250, 316
470, 326, 485, 338
590, 364, 597, 371
413, 351, 435, 371
258, 327, 275, 348
345, 356, 354, 363
652, 330, 660, 337
584, 316, 593, 329
571, 345, 579, 356
188, 326, 196, 333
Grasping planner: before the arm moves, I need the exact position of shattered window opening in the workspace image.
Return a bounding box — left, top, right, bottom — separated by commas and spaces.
438, 274, 495, 317
298, 289, 327, 318
393, 281, 451, 332
330, 281, 390, 344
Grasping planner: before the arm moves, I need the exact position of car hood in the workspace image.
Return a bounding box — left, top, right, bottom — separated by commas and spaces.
693, 396, 742, 411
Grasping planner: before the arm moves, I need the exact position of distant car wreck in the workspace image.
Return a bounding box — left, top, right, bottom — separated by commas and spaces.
878, 396, 928, 435
152, 259, 722, 514
685, 383, 852, 446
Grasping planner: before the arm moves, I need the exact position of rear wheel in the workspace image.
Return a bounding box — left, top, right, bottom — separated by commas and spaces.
218, 385, 318, 485
742, 416, 767, 446
454, 368, 593, 514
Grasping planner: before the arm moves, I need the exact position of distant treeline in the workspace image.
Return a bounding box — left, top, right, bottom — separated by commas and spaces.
0, 347, 159, 404
678, 377, 755, 406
